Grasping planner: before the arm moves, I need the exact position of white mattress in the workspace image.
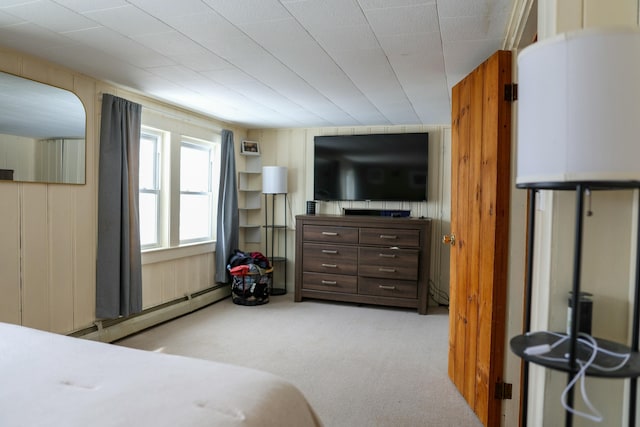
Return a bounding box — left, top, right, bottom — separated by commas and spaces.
0, 322, 322, 427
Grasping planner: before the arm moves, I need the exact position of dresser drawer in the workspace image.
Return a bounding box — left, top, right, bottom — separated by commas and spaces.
358, 247, 419, 280
303, 243, 357, 275
303, 272, 358, 293
359, 227, 420, 247
303, 225, 358, 244
358, 277, 417, 299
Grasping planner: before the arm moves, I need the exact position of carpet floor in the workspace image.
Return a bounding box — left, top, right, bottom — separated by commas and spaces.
116, 294, 483, 427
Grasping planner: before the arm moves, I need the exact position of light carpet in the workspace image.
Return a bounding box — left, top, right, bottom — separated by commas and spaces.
116, 294, 483, 427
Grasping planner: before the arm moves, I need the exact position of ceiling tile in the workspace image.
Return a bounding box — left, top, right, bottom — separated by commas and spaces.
437, 0, 512, 18
200, 67, 256, 85
83, 4, 171, 37
2, 0, 99, 33
440, 14, 509, 42
378, 31, 442, 55
0, 9, 25, 26
52, 0, 129, 14
167, 51, 230, 72
0, 0, 521, 128
133, 31, 209, 57
163, 10, 238, 42
313, 25, 380, 51
365, 4, 439, 36
145, 65, 208, 83
283, 0, 368, 30
126, 0, 213, 20
0, 22, 75, 56
202, 0, 291, 24
62, 26, 175, 68
359, 0, 436, 8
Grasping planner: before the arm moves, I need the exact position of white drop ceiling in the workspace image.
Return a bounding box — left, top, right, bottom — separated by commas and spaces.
0, 0, 517, 129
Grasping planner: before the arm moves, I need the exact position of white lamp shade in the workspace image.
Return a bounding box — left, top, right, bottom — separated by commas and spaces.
262, 166, 288, 194
517, 28, 640, 185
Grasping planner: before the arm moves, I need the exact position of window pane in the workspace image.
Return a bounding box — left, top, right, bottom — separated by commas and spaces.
139, 192, 158, 247
180, 194, 212, 241
139, 134, 157, 190
181, 144, 210, 192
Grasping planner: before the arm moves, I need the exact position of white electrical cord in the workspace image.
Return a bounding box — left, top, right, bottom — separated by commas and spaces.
524, 331, 631, 423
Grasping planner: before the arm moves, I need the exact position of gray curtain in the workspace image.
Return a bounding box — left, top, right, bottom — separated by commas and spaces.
96, 94, 143, 319
215, 129, 239, 283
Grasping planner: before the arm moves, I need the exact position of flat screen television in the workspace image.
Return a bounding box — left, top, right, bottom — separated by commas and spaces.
313, 132, 428, 201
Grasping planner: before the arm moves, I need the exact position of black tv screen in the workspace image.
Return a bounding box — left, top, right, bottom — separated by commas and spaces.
313, 133, 428, 201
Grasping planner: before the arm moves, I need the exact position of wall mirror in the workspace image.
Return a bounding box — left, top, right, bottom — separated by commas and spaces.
0, 71, 86, 184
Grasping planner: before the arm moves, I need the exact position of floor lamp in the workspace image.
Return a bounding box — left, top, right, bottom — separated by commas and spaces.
512, 28, 640, 427
262, 166, 287, 296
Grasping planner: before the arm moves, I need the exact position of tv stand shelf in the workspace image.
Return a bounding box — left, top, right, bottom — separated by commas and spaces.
294, 214, 432, 314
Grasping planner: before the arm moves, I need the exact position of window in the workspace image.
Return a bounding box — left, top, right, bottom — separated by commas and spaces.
139, 130, 162, 248
180, 138, 220, 244
138, 117, 220, 252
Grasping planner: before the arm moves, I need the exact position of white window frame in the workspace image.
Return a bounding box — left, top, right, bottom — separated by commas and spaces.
179, 136, 220, 245
139, 128, 164, 250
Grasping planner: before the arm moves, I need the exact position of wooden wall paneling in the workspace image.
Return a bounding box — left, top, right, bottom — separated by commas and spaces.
47, 185, 75, 333
192, 253, 215, 294
159, 262, 175, 308
192, 254, 205, 294
0, 184, 21, 324
210, 252, 217, 288
21, 184, 50, 329
174, 257, 191, 298
0, 48, 20, 74
72, 75, 97, 330
177, 253, 212, 297
161, 261, 178, 304
142, 263, 164, 309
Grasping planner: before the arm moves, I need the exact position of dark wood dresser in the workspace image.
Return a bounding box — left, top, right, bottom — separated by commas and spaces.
294, 214, 432, 314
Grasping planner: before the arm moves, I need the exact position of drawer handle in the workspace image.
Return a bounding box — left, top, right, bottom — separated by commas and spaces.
378, 285, 396, 290
379, 253, 397, 258
321, 280, 337, 285
322, 249, 338, 254
322, 231, 338, 236
379, 234, 398, 240
321, 263, 338, 268
378, 267, 396, 273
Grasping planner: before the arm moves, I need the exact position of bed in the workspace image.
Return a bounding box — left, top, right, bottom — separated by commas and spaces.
0, 322, 322, 427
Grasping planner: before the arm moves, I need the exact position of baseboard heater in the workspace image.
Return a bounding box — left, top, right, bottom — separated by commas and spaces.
71, 285, 231, 343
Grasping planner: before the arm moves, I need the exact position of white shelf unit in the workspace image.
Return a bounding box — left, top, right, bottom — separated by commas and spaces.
238, 154, 262, 245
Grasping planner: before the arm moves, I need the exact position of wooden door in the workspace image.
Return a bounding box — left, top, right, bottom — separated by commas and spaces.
448, 50, 512, 427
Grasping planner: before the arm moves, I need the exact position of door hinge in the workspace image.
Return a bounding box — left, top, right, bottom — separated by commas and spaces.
495, 381, 513, 400
504, 83, 518, 101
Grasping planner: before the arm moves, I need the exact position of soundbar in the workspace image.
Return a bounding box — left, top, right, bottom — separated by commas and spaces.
343, 208, 411, 218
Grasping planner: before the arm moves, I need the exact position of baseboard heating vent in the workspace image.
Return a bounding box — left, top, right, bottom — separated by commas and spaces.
70, 285, 230, 343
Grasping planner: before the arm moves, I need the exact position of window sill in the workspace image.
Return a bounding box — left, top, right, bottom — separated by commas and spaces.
141, 241, 215, 265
